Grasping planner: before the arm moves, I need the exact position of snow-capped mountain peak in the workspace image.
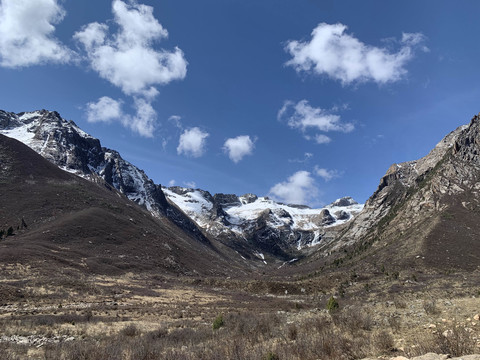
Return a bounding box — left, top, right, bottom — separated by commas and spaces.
162, 186, 363, 251
0, 109, 363, 258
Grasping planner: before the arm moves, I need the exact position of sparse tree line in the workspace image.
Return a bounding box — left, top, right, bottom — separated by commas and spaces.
0, 218, 27, 239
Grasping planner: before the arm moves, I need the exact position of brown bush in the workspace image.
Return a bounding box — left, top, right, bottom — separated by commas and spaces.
423, 299, 440, 315
331, 306, 373, 334
374, 330, 395, 354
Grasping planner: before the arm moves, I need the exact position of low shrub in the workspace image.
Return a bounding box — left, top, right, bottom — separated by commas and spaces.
326, 296, 339, 313
212, 314, 224, 330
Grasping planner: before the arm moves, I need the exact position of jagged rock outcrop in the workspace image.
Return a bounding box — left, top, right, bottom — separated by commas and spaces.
337, 114, 480, 270
0, 110, 209, 244
162, 187, 363, 258
0, 109, 364, 260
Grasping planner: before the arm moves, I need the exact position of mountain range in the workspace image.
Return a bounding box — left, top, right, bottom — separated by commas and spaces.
0, 109, 363, 263
1, 108, 479, 273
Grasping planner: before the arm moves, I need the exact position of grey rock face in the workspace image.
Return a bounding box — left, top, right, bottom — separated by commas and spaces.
162, 185, 363, 258
0, 109, 363, 259
0, 110, 209, 244
337, 113, 480, 250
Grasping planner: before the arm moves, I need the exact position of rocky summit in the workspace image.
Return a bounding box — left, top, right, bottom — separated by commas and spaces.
0, 109, 363, 261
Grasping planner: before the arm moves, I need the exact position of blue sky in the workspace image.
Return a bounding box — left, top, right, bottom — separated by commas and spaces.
1, 0, 480, 206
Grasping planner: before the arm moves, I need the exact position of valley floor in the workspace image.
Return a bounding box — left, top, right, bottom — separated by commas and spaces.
0, 264, 479, 360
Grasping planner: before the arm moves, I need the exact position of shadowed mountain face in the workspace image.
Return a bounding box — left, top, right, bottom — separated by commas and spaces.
334, 114, 480, 271
0, 109, 363, 261
1, 108, 480, 277
0, 134, 240, 277
0, 109, 210, 245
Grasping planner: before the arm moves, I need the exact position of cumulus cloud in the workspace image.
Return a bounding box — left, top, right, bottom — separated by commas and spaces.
74, 0, 187, 97
125, 97, 156, 137
86, 96, 124, 123
279, 100, 353, 133
168, 179, 175, 187
278, 100, 353, 144
177, 127, 209, 158
315, 167, 341, 181
75, 0, 187, 137
285, 23, 427, 85
269, 171, 318, 205
85, 96, 156, 137
0, 0, 74, 67
223, 135, 255, 163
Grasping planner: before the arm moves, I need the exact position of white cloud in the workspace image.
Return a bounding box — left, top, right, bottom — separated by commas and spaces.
269, 171, 318, 205
168, 179, 175, 187
75, 1, 187, 138
74, 0, 187, 97
314, 134, 332, 144
177, 127, 209, 158
0, 0, 74, 67
86, 96, 123, 123
184, 181, 196, 188
285, 23, 427, 85
280, 100, 353, 133
223, 135, 255, 163
85, 96, 156, 137
123, 97, 156, 137
168, 115, 183, 129
289, 152, 314, 164
315, 167, 341, 181
279, 100, 353, 144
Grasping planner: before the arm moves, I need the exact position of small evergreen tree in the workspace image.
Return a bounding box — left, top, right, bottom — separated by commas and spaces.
6, 227, 13, 237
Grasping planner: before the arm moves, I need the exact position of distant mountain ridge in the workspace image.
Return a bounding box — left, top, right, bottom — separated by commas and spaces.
0, 109, 363, 260
163, 186, 362, 258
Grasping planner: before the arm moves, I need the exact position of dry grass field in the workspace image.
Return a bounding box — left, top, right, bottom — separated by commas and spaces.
0, 262, 479, 360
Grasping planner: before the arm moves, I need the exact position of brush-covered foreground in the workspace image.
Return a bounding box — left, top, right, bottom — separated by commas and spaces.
0, 264, 479, 360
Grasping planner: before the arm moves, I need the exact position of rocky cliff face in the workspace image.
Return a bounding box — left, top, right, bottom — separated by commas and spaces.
0, 109, 208, 244
0, 109, 363, 260
336, 114, 480, 269
163, 187, 363, 259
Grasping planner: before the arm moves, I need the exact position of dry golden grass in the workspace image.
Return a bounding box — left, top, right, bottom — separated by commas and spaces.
0, 267, 479, 359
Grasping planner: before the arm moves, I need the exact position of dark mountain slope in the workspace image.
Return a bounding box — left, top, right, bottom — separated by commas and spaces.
0, 134, 241, 277
0, 109, 210, 246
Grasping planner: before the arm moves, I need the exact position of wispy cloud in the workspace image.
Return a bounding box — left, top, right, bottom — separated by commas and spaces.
223, 135, 255, 163
0, 0, 75, 67
314, 166, 342, 181
285, 22, 427, 85
184, 181, 196, 188
313, 134, 332, 144
278, 100, 353, 144
289, 152, 313, 164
